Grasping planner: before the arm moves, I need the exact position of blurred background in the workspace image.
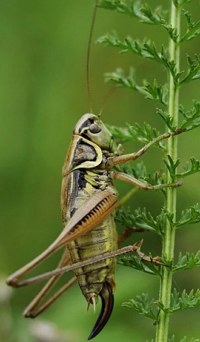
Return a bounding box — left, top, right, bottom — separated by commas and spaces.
0, 1, 199, 341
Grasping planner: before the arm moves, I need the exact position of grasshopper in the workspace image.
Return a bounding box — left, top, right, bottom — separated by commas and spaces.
6, 2, 181, 340
7, 113, 180, 339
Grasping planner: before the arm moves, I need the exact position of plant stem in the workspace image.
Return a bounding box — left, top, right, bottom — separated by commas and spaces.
155, 2, 181, 342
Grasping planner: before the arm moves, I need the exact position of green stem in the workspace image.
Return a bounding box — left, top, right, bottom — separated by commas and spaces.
155, 2, 181, 342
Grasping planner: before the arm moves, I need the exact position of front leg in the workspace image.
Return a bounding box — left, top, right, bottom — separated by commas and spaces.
107, 129, 181, 167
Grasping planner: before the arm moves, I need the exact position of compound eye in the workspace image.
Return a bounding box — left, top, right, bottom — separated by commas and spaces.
89, 123, 101, 134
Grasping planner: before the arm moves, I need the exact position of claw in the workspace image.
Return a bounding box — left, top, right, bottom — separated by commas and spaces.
88, 282, 114, 340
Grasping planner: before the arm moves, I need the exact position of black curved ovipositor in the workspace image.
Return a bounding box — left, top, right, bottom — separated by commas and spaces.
87, 282, 114, 340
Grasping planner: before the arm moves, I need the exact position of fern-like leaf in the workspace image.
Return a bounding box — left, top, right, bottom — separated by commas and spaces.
169, 288, 200, 313
174, 251, 200, 272
98, 0, 166, 25
116, 206, 167, 236
176, 204, 200, 228
179, 101, 200, 132
176, 158, 200, 178
105, 68, 168, 105
181, 11, 200, 42
122, 293, 159, 320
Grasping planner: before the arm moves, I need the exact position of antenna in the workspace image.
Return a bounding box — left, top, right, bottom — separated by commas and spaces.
86, 1, 116, 117
98, 84, 117, 117
86, 0, 98, 113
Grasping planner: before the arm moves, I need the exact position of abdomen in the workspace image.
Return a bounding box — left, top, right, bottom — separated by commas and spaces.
67, 211, 117, 303
61, 168, 118, 303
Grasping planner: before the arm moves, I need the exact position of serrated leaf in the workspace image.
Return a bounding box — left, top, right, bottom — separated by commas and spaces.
133, 2, 166, 25
107, 124, 134, 144
98, 34, 166, 61
98, 0, 167, 25
164, 155, 180, 181
118, 252, 161, 275
115, 206, 167, 235
108, 121, 164, 146
176, 204, 200, 228
156, 109, 175, 130
105, 68, 168, 105
142, 79, 168, 105
97, 0, 139, 18
128, 122, 161, 144
127, 122, 162, 145
179, 101, 200, 132
99, 33, 179, 85
105, 67, 137, 89
162, 23, 179, 42
169, 288, 200, 313
173, 251, 200, 272
179, 55, 200, 85
122, 293, 159, 320
181, 11, 200, 42
176, 158, 200, 178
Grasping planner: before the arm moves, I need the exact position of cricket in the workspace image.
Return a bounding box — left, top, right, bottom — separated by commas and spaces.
6, 1, 181, 340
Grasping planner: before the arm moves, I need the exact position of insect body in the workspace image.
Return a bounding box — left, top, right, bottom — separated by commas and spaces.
7, 111, 179, 339
61, 113, 119, 338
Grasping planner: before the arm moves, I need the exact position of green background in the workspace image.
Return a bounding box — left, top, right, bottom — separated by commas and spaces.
0, 1, 199, 341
